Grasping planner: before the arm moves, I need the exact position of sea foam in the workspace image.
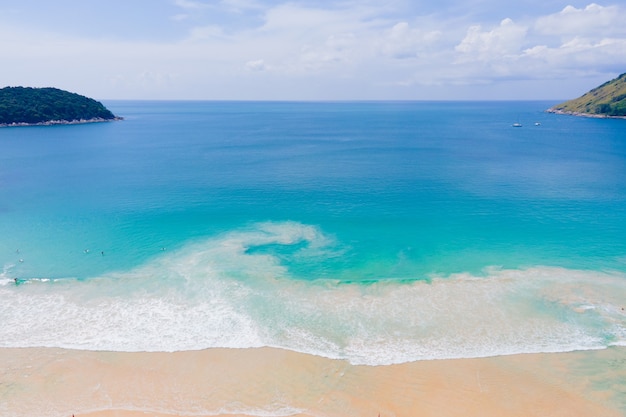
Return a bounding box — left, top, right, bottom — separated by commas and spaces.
1, 221, 625, 365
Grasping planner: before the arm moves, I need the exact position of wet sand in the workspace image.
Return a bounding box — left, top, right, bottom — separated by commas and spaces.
1, 346, 625, 417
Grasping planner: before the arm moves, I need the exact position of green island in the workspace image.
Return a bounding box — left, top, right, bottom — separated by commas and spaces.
0, 86, 120, 126
548, 72, 626, 118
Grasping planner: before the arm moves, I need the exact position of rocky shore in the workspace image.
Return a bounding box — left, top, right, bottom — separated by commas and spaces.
0, 116, 123, 128
546, 108, 626, 119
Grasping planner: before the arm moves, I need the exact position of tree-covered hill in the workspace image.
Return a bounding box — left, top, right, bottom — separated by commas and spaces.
548, 73, 626, 117
0, 86, 119, 125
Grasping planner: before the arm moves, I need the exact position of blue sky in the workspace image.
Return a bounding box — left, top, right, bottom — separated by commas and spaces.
1, 1, 625, 100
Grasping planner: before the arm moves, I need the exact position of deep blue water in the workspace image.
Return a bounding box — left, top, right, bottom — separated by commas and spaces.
1, 101, 625, 363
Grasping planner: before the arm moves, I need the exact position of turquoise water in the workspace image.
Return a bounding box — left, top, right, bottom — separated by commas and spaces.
1, 101, 625, 364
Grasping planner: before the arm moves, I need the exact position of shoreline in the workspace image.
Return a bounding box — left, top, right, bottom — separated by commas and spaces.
546, 108, 626, 119
0, 116, 123, 128
2, 346, 624, 417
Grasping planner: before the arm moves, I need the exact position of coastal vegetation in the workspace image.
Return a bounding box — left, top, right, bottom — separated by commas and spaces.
549, 72, 626, 117
0, 86, 118, 126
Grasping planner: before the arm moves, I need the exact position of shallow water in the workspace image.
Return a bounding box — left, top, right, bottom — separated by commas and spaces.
1, 101, 625, 364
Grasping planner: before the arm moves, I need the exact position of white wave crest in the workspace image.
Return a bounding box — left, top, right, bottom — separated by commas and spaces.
1, 222, 625, 365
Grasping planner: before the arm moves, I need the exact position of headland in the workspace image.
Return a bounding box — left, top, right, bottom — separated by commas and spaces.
0, 86, 121, 127
548, 72, 626, 118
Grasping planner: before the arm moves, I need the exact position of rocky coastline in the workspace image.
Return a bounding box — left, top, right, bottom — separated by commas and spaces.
546, 108, 626, 119
0, 116, 123, 128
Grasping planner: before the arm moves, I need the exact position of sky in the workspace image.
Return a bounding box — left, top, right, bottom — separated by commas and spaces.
1, 0, 625, 100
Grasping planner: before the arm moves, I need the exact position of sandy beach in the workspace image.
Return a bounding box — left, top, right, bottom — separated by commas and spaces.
1, 346, 624, 417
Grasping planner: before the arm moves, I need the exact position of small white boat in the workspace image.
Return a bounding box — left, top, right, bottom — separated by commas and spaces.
512, 122, 522, 127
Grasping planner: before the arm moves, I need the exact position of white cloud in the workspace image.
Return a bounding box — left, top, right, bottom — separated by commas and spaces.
139, 71, 177, 87
377, 22, 442, 59
2, 1, 626, 100
326, 33, 357, 51
174, 0, 210, 10
522, 37, 626, 72
230, 3, 378, 76
259, 4, 354, 36
245, 59, 267, 71
455, 18, 527, 61
220, 0, 264, 13
186, 25, 226, 41
535, 3, 626, 38
294, 33, 358, 71
518, 3, 626, 77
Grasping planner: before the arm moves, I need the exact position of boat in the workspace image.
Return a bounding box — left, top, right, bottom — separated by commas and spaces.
512, 122, 522, 127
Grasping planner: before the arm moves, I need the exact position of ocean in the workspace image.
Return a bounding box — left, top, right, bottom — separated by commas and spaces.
1, 101, 625, 365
